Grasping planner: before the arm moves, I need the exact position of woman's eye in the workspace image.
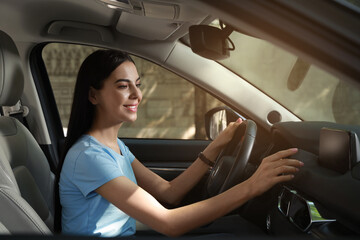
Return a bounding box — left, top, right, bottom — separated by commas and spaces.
118, 85, 128, 89
136, 83, 142, 88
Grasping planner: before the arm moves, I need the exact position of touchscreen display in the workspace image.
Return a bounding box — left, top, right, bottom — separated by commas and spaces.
319, 128, 350, 174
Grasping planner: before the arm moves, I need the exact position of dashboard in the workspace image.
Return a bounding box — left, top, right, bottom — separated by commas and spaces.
263, 121, 360, 237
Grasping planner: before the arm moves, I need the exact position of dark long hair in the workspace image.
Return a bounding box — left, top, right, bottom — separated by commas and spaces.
54, 49, 134, 232
64, 49, 134, 157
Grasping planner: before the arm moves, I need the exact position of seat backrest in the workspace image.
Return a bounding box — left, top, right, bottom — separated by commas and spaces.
0, 30, 53, 235
0, 221, 10, 235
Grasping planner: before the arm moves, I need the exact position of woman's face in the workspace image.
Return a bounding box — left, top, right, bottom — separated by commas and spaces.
89, 61, 142, 125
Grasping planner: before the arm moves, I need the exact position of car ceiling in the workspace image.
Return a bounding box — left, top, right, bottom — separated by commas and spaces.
0, 0, 211, 63
1, 0, 359, 79
1, 0, 359, 86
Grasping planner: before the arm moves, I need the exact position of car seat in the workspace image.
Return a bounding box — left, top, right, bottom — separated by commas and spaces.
0, 30, 53, 235
0, 221, 9, 234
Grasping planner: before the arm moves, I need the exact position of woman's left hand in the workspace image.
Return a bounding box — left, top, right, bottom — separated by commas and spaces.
211, 118, 243, 149
201, 118, 243, 165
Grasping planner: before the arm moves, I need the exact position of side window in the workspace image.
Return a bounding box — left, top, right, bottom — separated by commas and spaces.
42, 43, 224, 140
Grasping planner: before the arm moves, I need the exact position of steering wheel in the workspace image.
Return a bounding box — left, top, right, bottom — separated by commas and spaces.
205, 119, 257, 197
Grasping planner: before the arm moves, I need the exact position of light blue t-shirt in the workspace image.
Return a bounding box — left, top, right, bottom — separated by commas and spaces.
59, 135, 137, 237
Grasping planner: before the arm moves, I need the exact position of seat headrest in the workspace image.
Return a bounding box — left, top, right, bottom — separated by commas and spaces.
0, 31, 24, 106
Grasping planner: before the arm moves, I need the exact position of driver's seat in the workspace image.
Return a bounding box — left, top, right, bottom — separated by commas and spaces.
0, 30, 52, 235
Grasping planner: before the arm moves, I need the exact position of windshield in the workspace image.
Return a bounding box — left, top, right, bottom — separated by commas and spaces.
218, 30, 360, 125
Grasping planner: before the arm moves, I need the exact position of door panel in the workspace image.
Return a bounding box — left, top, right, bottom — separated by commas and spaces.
123, 138, 211, 180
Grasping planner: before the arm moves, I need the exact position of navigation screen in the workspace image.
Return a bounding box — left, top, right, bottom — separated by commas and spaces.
319, 128, 350, 174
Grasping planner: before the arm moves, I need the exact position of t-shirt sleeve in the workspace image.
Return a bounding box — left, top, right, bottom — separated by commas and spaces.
72, 148, 124, 197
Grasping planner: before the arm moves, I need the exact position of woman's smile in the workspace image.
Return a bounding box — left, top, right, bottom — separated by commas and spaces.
123, 104, 139, 112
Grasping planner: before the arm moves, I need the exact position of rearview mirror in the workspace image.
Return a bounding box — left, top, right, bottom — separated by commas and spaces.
189, 24, 234, 60
205, 106, 245, 140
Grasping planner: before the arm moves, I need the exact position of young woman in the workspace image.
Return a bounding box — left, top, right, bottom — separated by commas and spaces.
59, 50, 303, 237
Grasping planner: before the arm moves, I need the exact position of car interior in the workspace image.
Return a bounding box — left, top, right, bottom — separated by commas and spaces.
0, 0, 360, 239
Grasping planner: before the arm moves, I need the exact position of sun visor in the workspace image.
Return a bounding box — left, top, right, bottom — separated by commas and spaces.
142, 1, 178, 19
116, 12, 182, 40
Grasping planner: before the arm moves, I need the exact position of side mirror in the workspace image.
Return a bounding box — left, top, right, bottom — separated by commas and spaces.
205, 106, 245, 140
189, 23, 234, 60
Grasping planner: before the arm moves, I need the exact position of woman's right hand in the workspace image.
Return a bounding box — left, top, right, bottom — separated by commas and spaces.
246, 148, 304, 197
